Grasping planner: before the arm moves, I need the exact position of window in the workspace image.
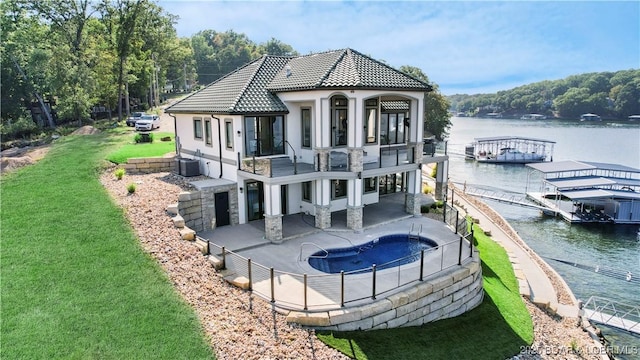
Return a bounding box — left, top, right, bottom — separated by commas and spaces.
244, 115, 285, 156
301, 108, 311, 148
204, 118, 212, 146
364, 99, 378, 144
331, 95, 348, 146
380, 113, 406, 145
225, 120, 233, 149
193, 117, 203, 140
364, 177, 377, 193
332, 179, 347, 199
302, 181, 312, 202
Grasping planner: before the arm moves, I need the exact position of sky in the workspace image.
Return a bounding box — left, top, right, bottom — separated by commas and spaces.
158, 1, 640, 95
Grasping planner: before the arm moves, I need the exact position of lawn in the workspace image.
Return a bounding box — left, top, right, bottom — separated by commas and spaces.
317, 226, 533, 360
106, 131, 175, 164
1, 132, 214, 359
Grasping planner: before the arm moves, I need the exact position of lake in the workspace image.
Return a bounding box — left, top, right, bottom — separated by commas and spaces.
446, 116, 640, 358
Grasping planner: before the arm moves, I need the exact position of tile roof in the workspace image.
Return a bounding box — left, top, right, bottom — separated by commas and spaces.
166, 48, 432, 114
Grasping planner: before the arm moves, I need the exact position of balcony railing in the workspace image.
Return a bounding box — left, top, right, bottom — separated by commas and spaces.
239, 146, 422, 178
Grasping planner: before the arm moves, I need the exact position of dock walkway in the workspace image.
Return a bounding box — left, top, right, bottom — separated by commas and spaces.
581, 296, 640, 335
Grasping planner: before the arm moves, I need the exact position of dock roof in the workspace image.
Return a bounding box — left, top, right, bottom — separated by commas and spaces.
559, 188, 640, 201
545, 176, 640, 190
474, 136, 556, 144
527, 160, 640, 174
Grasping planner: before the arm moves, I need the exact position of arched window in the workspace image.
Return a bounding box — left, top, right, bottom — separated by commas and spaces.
331, 95, 348, 146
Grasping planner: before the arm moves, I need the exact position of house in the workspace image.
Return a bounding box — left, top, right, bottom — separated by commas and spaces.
165, 48, 449, 242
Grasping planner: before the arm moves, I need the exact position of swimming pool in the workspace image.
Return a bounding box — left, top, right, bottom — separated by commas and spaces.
307, 234, 438, 274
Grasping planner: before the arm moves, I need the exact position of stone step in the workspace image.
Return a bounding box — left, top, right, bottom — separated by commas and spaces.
166, 203, 179, 216
172, 214, 185, 228
208, 254, 224, 270
179, 226, 196, 241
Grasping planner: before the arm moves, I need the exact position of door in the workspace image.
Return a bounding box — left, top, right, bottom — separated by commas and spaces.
215, 192, 230, 226
280, 185, 287, 215
247, 181, 264, 221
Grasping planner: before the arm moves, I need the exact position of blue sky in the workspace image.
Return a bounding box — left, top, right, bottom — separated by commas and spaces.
159, 1, 640, 95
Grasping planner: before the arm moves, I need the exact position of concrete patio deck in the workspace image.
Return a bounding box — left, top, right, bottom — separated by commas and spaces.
197, 193, 461, 275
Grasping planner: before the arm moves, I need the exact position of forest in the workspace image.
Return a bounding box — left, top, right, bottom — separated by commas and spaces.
1, 0, 451, 143
447, 69, 640, 120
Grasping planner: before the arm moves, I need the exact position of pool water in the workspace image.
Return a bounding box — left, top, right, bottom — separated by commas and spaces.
308, 234, 438, 274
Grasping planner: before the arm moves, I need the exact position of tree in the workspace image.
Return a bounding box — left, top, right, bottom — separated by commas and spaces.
191, 29, 260, 85
554, 87, 591, 118
257, 38, 298, 56
98, 0, 147, 120
28, 0, 96, 122
614, 79, 640, 116
400, 65, 451, 141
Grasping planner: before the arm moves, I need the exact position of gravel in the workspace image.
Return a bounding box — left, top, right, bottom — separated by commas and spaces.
100, 168, 608, 360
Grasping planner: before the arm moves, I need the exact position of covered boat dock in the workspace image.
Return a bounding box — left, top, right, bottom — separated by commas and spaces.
525, 160, 640, 224
465, 136, 555, 164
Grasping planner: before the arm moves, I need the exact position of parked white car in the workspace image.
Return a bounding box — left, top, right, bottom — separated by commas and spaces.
135, 114, 160, 131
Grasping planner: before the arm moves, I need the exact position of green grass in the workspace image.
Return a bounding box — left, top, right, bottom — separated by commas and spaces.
106, 131, 175, 164
1, 133, 214, 359
317, 226, 533, 360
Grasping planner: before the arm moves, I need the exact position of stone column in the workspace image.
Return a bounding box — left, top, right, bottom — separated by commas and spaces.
347, 205, 363, 231
434, 159, 449, 201
348, 148, 363, 173
315, 148, 330, 172
405, 192, 422, 216
315, 205, 331, 229
264, 214, 283, 243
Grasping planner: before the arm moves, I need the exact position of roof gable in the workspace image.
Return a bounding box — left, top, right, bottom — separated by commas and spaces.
268, 49, 432, 91
166, 56, 291, 114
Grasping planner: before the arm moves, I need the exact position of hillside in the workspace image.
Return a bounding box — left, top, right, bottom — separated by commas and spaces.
447, 69, 640, 119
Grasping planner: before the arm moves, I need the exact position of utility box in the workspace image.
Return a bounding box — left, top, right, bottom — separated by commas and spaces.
176, 158, 200, 177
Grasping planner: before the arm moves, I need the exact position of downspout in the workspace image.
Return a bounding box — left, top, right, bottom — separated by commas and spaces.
168, 113, 179, 157
212, 115, 223, 178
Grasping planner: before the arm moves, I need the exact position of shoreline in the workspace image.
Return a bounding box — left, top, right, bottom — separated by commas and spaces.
449, 184, 610, 359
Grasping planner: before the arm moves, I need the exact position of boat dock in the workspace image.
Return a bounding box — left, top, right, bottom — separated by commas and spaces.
581, 296, 640, 335
525, 160, 640, 224
465, 136, 555, 164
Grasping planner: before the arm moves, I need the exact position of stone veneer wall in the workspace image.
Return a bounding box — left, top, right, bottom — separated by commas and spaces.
122, 156, 176, 174
177, 191, 204, 232
286, 255, 483, 331
177, 186, 238, 232
199, 185, 239, 230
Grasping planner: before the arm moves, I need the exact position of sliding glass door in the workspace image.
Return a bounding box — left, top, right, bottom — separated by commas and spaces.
244, 116, 285, 156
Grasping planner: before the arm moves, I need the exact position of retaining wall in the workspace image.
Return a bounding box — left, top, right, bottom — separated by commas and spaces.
177, 191, 204, 232
122, 156, 176, 174
286, 255, 483, 331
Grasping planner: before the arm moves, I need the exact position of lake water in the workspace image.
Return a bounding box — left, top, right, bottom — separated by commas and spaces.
446, 117, 640, 358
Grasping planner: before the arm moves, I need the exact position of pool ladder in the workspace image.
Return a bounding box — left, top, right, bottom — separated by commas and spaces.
409, 223, 422, 242
299, 242, 329, 261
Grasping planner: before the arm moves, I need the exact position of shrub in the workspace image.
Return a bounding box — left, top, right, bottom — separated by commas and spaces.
134, 133, 153, 143
114, 168, 125, 180
430, 163, 437, 178
422, 184, 433, 194
127, 183, 136, 194
420, 204, 430, 213
1, 116, 39, 140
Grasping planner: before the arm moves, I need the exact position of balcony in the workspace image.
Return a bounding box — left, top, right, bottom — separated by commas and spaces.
239, 146, 423, 178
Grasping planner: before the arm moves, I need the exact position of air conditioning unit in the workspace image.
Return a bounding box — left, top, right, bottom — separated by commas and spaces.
177, 158, 200, 177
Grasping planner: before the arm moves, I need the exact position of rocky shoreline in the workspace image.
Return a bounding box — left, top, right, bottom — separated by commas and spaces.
100, 168, 609, 360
